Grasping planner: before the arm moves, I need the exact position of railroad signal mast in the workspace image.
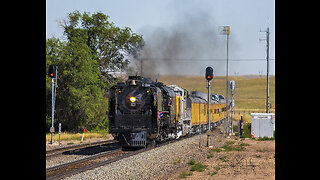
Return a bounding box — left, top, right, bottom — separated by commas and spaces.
205, 66, 213, 148
48, 64, 58, 144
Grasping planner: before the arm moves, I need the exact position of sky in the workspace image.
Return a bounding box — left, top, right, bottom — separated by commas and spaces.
46, 0, 275, 76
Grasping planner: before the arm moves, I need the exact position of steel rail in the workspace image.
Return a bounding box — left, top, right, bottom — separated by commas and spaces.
46, 139, 116, 158
46, 148, 123, 179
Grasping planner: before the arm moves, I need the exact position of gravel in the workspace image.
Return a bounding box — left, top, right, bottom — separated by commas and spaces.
65, 129, 227, 180
46, 138, 114, 169
46, 154, 89, 169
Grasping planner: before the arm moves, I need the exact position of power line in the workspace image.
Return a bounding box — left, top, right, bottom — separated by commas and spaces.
139, 58, 275, 62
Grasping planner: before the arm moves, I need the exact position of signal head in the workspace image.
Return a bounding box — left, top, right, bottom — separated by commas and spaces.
205, 66, 213, 81
48, 64, 56, 78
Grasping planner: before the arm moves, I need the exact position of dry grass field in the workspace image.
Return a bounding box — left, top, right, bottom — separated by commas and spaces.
158, 75, 275, 122
46, 132, 106, 142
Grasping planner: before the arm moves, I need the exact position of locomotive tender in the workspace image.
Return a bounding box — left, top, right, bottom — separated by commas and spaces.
108, 76, 227, 147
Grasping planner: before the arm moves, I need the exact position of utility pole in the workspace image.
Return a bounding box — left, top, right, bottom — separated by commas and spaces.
219, 25, 230, 137
260, 26, 270, 113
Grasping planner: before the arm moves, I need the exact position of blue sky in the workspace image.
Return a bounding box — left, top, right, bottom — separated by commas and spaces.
46, 0, 275, 76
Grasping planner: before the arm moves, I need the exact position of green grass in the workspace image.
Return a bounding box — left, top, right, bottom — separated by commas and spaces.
210, 140, 250, 154
190, 163, 208, 172
256, 136, 275, 141
187, 159, 195, 165
179, 171, 193, 178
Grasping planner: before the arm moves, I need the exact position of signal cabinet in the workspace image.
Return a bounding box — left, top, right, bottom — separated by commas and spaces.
250, 113, 275, 138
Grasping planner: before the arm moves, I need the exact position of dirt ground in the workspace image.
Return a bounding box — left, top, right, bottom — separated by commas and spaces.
167, 136, 275, 180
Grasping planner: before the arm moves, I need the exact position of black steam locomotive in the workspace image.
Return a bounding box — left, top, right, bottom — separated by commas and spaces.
108, 76, 228, 147
108, 76, 186, 147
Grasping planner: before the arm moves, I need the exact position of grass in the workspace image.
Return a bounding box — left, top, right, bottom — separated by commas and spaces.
207, 152, 214, 159
218, 156, 229, 162
208, 166, 221, 176
179, 171, 193, 178
158, 75, 275, 123
190, 163, 208, 172
210, 141, 250, 154
183, 160, 217, 178
256, 136, 275, 141
46, 131, 107, 142
187, 159, 195, 165
233, 123, 252, 138
173, 158, 181, 165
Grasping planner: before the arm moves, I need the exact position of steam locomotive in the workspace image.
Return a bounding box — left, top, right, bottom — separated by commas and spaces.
108, 76, 227, 147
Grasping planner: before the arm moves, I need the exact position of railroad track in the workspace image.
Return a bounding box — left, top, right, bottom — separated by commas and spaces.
46, 148, 126, 179
46, 139, 116, 159
46, 134, 196, 179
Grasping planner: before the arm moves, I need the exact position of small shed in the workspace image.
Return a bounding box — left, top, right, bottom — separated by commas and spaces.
250, 113, 275, 138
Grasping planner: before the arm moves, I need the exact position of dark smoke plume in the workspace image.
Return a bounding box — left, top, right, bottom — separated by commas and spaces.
127, 8, 238, 77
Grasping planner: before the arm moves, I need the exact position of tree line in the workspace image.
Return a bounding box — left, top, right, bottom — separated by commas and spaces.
46, 11, 144, 132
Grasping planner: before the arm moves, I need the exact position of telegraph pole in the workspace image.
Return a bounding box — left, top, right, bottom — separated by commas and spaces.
260, 26, 270, 113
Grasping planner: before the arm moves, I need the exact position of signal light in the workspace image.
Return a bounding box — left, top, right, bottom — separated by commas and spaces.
205, 66, 213, 81
48, 64, 56, 78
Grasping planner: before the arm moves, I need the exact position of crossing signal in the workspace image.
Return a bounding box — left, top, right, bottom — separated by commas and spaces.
48, 64, 56, 78
205, 66, 213, 81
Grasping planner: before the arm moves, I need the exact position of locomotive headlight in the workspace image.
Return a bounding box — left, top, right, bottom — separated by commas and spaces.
129, 96, 136, 103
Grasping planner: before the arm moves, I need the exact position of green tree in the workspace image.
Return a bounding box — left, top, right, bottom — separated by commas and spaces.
46, 11, 144, 132
46, 37, 108, 132
62, 11, 144, 83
